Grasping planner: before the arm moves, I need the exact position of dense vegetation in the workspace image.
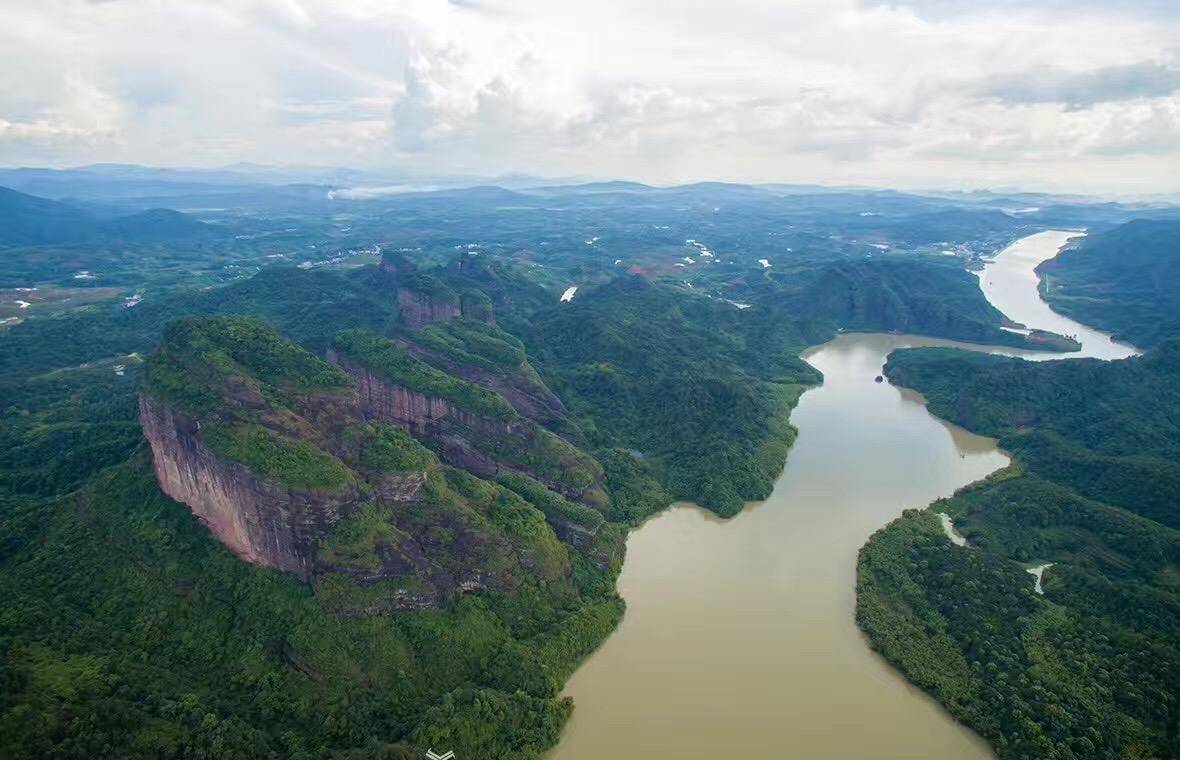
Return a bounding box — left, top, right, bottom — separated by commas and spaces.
1038, 220, 1180, 348
1, 174, 1131, 758
0, 455, 624, 759
886, 343, 1180, 528
202, 424, 355, 492
145, 315, 352, 414
2, 313, 631, 759
413, 320, 528, 375
858, 342, 1180, 759
526, 277, 820, 516
341, 423, 432, 476
332, 329, 518, 420
773, 258, 1043, 347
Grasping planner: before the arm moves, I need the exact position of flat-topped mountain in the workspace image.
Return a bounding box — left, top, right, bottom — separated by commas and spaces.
139, 316, 616, 614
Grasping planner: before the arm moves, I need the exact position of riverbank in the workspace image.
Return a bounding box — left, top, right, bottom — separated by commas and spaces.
549, 332, 1008, 760
856, 231, 1166, 759
549, 229, 1131, 759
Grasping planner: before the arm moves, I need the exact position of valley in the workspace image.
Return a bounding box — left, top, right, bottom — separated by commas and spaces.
0, 174, 1175, 760
5, 4, 1180, 758
551, 230, 1124, 759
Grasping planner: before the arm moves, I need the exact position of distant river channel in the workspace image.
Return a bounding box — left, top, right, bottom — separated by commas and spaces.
548, 231, 1130, 760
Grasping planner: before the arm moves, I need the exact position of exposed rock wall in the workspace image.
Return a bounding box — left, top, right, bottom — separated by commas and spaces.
139, 394, 423, 581
328, 349, 516, 479
396, 337, 568, 426
328, 350, 602, 501
397, 287, 461, 329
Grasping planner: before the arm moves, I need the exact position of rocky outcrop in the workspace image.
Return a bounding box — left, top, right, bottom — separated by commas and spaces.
459, 290, 495, 324
395, 337, 569, 426
141, 316, 597, 616
372, 471, 429, 501
397, 286, 461, 329
327, 349, 604, 503
329, 349, 520, 476
379, 252, 416, 277
140, 395, 422, 580
141, 391, 506, 605
383, 252, 495, 328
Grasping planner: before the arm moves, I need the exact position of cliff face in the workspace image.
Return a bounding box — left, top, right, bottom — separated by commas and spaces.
396, 337, 568, 427
140, 394, 398, 580
384, 252, 496, 328
141, 316, 603, 615
328, 348, 604, 504
142, 385, 560, 608
397, 286, 461, 329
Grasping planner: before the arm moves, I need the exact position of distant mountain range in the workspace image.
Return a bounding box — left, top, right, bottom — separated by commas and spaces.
0, 186, 212, 246
2, 163, 1178, 249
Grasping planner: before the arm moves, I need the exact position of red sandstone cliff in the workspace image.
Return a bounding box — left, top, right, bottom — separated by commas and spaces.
395, 337, 569, 427
396, 286, 462, 329
140, 316, 609, 611
140, 394, 418, 580
326, 348, 604, 505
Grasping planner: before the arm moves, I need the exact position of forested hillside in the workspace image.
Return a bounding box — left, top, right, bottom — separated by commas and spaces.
0, 186, 212, 246
1, 312, 637, 759
0, 184, 1074, 758
858, 343, 1180, 759
1038, 220, 1180, 348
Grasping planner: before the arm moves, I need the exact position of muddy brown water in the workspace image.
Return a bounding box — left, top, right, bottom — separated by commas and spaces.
549, 231, 1131, 759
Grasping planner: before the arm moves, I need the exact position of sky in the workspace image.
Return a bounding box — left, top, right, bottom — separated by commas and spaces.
1, 0, 1179, 195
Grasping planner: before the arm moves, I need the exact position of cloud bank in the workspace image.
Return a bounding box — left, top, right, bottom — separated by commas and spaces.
0, 0, 1178, 193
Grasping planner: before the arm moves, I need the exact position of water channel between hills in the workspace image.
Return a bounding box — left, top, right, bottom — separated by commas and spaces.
549, 229, 1133, 760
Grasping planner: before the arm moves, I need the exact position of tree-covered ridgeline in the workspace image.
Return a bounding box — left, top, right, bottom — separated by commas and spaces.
1037, 220, 1180, 348
858, 342, 1180, 760
0, 245, 1074, 758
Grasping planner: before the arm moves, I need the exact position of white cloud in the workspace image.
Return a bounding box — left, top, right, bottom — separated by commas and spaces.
974, 62, 1180, 109
0, 0, 1177, 193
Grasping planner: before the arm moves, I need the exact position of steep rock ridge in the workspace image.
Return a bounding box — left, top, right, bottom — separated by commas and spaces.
330, 350, 507, 477
382, 253, 570, 426
396, 281, 462, 328
327, 331, 607, 507
394, 320, 570, 428
383, 252, 495, 328
139, 316, 581, 610
402, 337, 568, 424
139, 394, 366, 579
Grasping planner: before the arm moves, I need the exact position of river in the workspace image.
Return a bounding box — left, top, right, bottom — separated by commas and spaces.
548, 230, 1130, 760
977, 229, 1138, 361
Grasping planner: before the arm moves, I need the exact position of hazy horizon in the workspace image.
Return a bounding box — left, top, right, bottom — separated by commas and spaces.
2, 1, 1179, 196
5, 160, 1180, 205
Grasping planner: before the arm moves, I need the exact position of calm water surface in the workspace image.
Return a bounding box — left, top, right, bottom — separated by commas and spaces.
978, 229, 1139, 360
549, 231, 1129, 760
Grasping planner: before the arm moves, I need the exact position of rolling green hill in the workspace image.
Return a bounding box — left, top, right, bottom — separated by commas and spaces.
1038, 220, 1180, 347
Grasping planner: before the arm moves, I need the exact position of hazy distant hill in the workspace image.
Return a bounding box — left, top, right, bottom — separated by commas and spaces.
100, 207, 212, 240
0, 186, 211, 246
0, 186, 97, 245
